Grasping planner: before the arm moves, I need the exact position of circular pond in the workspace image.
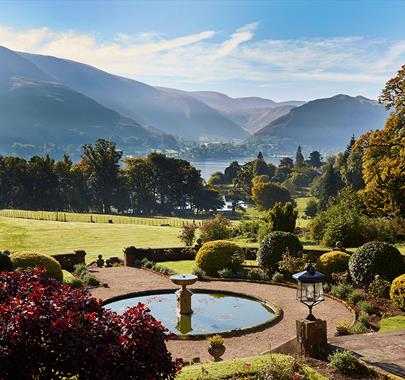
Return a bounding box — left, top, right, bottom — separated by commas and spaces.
104, 290, 278, 337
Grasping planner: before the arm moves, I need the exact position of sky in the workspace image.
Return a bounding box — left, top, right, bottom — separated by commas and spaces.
0, 0, 404, 101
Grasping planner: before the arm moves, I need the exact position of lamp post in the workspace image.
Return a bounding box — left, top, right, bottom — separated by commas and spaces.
293, 263, 327, 357
293, 262, 325, 320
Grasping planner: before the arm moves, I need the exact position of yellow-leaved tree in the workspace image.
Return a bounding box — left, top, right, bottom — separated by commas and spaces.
355, 65, 405, 216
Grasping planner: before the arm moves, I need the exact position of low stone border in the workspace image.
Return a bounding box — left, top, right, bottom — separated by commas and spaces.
103, 287, 283, 341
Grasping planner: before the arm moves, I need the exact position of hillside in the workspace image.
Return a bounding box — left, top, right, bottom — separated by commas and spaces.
0, 47, 176, 158
249, 94, 389, 151
20, 51, 248, 141
186, 91, 305, 133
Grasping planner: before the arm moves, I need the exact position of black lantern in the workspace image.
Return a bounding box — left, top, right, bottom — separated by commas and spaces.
293, 263, 325, 321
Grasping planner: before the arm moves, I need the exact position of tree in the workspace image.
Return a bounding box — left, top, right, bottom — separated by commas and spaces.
257, 151, 264, 160
224, 161, 241, 183
253, 157, 271, 177
307, 151, 323, 167
343, 135, 356, 163
355, 65, 405, 216
295, 146, 304, 167
379, 63, 404, 111
318, 163, 344, 210
252, 182, 292, 210
208, 172, 226, 185
279, 157, 294, 169
81, 139, 123, 213
304, 198, 318, 217
266, 202, 298, 232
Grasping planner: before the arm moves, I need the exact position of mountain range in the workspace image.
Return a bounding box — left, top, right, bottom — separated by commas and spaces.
0, 45, 390, 158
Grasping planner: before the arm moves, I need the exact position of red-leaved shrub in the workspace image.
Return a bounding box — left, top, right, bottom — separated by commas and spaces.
0, 268, 181, 379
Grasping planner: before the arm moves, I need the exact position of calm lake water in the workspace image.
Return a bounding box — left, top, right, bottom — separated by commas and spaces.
191, 156, 284, 180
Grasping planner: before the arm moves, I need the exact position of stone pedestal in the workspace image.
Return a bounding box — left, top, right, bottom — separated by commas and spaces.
176, 287, 193, 315
296, 319, 327, 358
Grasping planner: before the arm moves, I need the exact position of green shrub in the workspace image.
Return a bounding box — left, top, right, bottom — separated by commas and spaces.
62, 270, 83, 288
0, 252, 13, 272
368, 275, 391, 298
246, 268, 270, 281
348, 313, 371, 334
151, 264, 176, 276
237, 219, 264, 241
390, 273, 405, 311
192, 266, 206, 278
195, 240, 245, 276
178, 222, 198, 246
277, 253, 306, 278
331, 283, 353, 300
347, 289, 366, 304
257, 355, 309, 380
266, 202, 298, 233
358, 301, 374, 314
317, 251, 350, 279
304, 199, 318, 217
272, 272, 285, 283
336, 320, 351, 335
257, 231, 302, 272
73, 263, 99, 286
199, 214, 233, 242
11, 251, 63, 281
218, 267, 237, 278
349, 241, 404, 287
327, 350, 359, 373
331, 271, 350, 284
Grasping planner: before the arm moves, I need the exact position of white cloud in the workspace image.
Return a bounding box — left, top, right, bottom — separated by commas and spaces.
0, 22, 404, 98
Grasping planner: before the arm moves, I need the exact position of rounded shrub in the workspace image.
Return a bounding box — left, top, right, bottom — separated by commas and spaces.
257, 231, 302, 271
349, 241, 404, 287
390, 274, 405, 311
0, 252, 13, 272
317, 251, 350, 279
10, 251, 63, 281
195, 240, 245, 276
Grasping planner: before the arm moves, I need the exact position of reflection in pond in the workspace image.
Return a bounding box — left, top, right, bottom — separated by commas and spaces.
105, 292, 275, 336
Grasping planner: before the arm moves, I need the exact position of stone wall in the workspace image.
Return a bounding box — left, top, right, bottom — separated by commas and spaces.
51, 249, 86, 271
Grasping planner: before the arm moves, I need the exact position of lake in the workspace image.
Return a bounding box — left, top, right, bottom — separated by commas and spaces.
191, 156, 285, 180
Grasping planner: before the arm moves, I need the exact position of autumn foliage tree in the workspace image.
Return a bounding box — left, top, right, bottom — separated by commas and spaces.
355, 64, 405, 216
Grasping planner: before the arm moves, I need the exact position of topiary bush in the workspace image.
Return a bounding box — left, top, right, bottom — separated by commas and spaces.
257, 231, 302, 271
0, 268, 181, 379
349, 241, 404, 287
0, 252, 13, 272
10, 251, 63, 281
317, 251, 350, 279
390, 274, 405, 311
195, 240, 245, 276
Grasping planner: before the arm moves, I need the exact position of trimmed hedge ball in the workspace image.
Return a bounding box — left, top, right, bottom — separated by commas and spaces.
317, 251, 350, 278
195, 240, 245, 276
349, 241, 404, 287
11, 251, 63, 281
390, 274, 405, 311
0, 252, 13, 272
257, 231, 302, 271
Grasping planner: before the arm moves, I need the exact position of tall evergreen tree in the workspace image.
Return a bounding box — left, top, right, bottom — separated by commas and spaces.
318, 163, 344, 210
307, 151, 322, 167
295, 146, 304, 167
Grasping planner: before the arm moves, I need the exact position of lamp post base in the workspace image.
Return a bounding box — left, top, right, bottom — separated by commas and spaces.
296, 319, 327, 358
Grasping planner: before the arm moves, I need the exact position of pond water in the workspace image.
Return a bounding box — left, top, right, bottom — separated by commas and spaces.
105, 291, 275, 336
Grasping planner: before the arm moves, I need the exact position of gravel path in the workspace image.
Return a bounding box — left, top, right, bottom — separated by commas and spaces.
90, 267, 353, 361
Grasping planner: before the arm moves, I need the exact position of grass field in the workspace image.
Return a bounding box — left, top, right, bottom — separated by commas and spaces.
176, 353, 326, 380
0, 209, 204, 228
0, 216, 183, 262
379, 316, 405, 332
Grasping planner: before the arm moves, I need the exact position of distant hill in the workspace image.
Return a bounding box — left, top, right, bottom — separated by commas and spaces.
157, 89, 305, 133
0, 47, 177, 158
20, 52, 248, 141
249, 94, 389, 151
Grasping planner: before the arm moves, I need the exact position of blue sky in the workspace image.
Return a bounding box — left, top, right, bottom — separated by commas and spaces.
0, 0, 404, 100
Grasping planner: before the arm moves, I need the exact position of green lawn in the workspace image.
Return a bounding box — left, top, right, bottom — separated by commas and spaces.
176, 353, 326, 380
163, 259, 258, 274
295, 196, 313, 228
379, 316, 405, 332
0, 216, 183, 262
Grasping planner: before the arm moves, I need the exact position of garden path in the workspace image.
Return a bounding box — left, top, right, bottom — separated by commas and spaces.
91, 267, 353, 361
330, 330, 405, 378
